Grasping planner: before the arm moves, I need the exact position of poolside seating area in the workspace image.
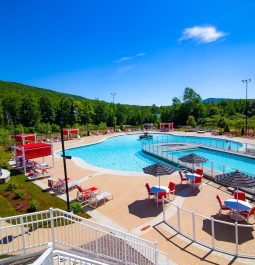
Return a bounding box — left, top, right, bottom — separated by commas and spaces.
216, 192, 255, 223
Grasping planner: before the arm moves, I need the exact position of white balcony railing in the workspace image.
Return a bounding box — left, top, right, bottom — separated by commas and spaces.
0, 208, 169, 265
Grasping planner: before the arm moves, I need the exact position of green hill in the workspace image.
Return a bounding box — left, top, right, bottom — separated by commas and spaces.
0, 80, 88, 101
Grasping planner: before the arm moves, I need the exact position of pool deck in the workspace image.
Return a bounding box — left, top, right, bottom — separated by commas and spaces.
33, 131, 255, 265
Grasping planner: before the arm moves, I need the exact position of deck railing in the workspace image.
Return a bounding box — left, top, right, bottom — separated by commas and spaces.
0, 208, 169, 265
162, 198, 255, 258
32, 244, 109, 265
149, 134, 255, 155
142, 143, 255, 177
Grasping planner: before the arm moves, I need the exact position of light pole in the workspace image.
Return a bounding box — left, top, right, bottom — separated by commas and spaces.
59, 97, 78, 211
242, 79, 251, 134
111, 92, 116, 131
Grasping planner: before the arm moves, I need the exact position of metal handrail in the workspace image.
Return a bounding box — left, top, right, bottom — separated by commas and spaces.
162, 198, 255, 258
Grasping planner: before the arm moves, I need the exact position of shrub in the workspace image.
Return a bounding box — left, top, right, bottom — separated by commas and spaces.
15, 190, 26, 199
51, 124, 60, 132
29, 199, 39, 212
70, 202, 83, 214
0, 129, 13, 148
6, 183, 17, 191
36, 123, 52, 134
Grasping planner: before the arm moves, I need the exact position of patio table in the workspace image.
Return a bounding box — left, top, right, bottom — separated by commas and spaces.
151, 186, 170, 202
224, 199, 252, 221
185, 173, 201, 180
150, 185, 169, 194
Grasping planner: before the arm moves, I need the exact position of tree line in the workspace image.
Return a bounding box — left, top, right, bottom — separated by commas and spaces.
0, 80, 254, 134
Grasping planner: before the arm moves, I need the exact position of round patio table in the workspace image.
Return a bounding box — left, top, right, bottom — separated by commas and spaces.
224, 199, 252, 221
150, 186, 169, 193
185, 173, 200, 180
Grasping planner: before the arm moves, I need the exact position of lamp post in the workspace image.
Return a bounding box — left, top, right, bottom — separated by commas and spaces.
111, 92, 116, 131
59, 98, 78, 211
242, 79, 252, 134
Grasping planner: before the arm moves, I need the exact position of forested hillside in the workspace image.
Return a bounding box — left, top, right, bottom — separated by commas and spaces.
0, 80, 254, 134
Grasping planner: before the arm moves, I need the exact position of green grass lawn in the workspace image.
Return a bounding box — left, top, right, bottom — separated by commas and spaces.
0, 173, 90, 219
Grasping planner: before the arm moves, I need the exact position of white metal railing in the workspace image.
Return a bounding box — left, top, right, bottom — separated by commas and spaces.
32, 243, 109, 265
0, 208, 169, 265
142, 143, 255, 178
162, 198, 255, 258
148, 134, 255, 155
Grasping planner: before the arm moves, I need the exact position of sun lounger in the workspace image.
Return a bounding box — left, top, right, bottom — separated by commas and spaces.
89, 191, 112, 208
27, 172, 51, 181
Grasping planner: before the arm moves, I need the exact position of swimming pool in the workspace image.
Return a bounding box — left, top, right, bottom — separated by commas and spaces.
62, 134, 250, 173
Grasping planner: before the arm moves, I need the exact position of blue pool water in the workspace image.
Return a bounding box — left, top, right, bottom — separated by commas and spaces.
62, 134, 252, 173
169, 148, 255, 175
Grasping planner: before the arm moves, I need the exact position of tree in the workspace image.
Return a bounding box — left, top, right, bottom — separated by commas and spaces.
19, 97, 40, 127
39, 96, 55, 123
187, 115, 196, 127
0, 129, 13, 148
2, 96, 21, 126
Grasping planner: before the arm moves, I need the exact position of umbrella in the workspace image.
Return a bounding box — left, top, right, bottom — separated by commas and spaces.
143, 162, 176, 187
179, 153, 208, 172
215, 171, 255, 201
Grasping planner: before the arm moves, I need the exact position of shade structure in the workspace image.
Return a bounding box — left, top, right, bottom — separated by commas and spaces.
179, 153, 208, 164
14, 134, 37, 145
143, 162, 176, 187
14, 142, 54, 173
215, 171, 255, 190
62, 128, 79, 139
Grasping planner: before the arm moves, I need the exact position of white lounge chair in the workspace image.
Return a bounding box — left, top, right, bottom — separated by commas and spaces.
89, 191, 112, 208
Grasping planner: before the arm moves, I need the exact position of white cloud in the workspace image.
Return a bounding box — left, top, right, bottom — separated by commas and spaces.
180, 25, 226, 43
114, 52, 146, 63
116, 65, 138, 74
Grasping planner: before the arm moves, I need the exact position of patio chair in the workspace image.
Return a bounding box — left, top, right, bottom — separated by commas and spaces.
234, 191, 246, 201
194, 176, 202, 189
89, 191, 113, 208
179, 171, 188, 184
216, 195, 231, 215
145, 183, 154, 199
48, 178, 63, 192
195, 168, 203, 176
155, 191, 167, 207
76, 185, 98, 204
59, 179, 80, 193
240, 206, 255, 223
167, 182, 176, 200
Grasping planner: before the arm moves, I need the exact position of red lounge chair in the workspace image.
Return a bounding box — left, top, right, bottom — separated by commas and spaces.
76, 185, 98, 204
194, 176, 202, 189
145, 183, 154, 199
167, 182, 176, 199
179, 171, 188, 184
195, 168, 203, 176
216, 195, 231, 215
234, 191, 246, 201
240, 207, 255, 223
155, 191, 167, 207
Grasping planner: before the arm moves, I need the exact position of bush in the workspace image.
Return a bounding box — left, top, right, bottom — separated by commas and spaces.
51, 124, 60, 132
6, 183, 17, 191
15, 190, 26, 199
98, 122, 107, 130
0, 129, 13, 148
36, 123, 52, 134
70, 202, 83, 214
28, 199, 39, 212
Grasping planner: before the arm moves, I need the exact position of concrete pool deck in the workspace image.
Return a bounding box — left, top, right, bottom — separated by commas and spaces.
35, 131, 255, 265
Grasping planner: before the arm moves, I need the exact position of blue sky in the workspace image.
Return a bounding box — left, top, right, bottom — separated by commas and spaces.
1, 0, 255, 105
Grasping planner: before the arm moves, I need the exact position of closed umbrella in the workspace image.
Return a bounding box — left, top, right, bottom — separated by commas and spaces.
179, 153, 208, 172
143, 162, 176, 187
